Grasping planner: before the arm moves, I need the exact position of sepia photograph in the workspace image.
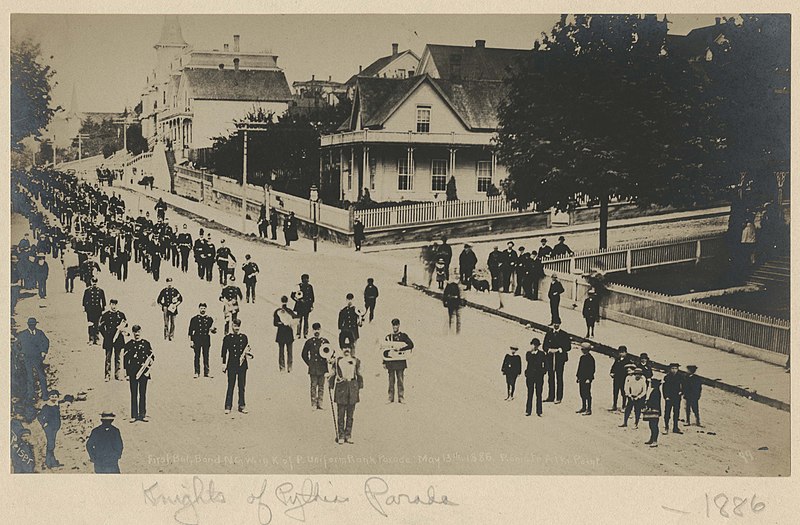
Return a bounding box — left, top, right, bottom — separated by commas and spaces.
6, 4, 794, 508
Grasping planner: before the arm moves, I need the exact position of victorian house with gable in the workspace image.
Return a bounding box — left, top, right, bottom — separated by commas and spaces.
320, 39, 528, 202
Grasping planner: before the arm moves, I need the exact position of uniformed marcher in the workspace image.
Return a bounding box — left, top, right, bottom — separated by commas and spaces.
301, 323, 330, 410
609, 346, 632, 411
188, 303, 217, 378
576, 342, 596, 416
156, 278, 183, 341
329, 346, 363, 444
384, 318, 414, 404
82, 278, 106, 344
193, 228, 206, 278
221, 319, 251, 414
292, 274, 315, 339
242, 255, 259, 303
177, 224, 193, 273
543, 322, 570, 403
16, 317, 50, 402
363, 278, 379, 322
219, 277, 243, 335
86, 411, 124, 473
37, 390, 63, 468
202, 233, 216, 282
337, 293, 361, 352
215, 238, 236, 285
273, 296, 296, 372
123, 325, 154, 423
99, 299, 128, 381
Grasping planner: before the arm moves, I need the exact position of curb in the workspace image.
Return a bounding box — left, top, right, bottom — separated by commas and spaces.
405, 283, 790, 413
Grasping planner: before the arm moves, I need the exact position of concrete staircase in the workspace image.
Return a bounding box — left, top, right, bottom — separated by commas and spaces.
746, 255, 790, 289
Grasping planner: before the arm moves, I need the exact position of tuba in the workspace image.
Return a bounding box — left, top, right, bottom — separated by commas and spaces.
319, 341, 335, 361
293, 285, 304, 302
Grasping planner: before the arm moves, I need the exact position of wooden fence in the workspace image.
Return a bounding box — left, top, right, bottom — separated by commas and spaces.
541, 233, 726, 275
355, 195, 534, 230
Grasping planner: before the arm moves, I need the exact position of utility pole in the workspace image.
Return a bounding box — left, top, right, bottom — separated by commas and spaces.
235, 121, 269, 234
113, 116, 136, 153
74, 133, 89, 160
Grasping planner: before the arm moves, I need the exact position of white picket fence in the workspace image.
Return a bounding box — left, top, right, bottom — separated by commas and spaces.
355, 195, 533, 230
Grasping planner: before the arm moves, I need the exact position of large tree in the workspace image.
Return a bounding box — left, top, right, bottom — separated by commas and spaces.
497, 15, 726, 248
201, 99, 352, 200
11, 38, 59, 150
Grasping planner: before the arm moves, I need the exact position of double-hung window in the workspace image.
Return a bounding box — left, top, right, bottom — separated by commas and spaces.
416, 106, 431, 133
477, 161, 493, 192
431, 159, 447, 192
398, 157, 414, 190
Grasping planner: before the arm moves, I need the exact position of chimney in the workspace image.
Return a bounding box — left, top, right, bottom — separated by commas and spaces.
392, 43, 399, 56
233, 35, 240, 52
312, 74, 315, 81
328, 75, 332, 81
359, 65, 363, 73
715, 17, 721, 25
224, 43, 229, 51
475, 39, 486, 48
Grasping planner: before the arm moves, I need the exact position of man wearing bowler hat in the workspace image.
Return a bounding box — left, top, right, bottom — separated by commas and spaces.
524, 337, 547, 417
543, 322, 570, 403
16, 317, 50, 402
86, 411, 124, 473
576, 342, 595, 415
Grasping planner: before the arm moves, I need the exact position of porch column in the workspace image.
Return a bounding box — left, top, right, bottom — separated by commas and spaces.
449, 148, 457, 178
491, 151, 497, 183
362, 146, 369, 193
339, 148, 344, 200
350, 147, 355, 195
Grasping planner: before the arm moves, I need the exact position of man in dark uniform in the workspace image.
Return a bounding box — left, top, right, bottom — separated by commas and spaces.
273, 296, 296, 372
149, 233, 162, 281
37, 390, 63, 468
384, 318, 414, 404
79, 255, 101, 286
82, 278, 106, 344
363, 278, 379, 322
222, 319, 251, 414
215, 238, 236, 285
154, 197, 167, 221
193, 228, 206, 278
547, 274, 565, 325
458, 244, 478, 290
524, 338, 547, 417
156, 278, 183, 341
219, 277, 243, 335
338, 293, 361, 352
609, 345, 631, 411
124, 325, 154, 423
576, 343, 596, 415
301, 323, 330, 410
543, 322, 570, 403
99, 299, 127, 381
16, 317, 50, 402
177, 224, 193, 273
242, 255, 259, 303
86, 411, 124, 473
684, 364, 702, 427
292, 274, 316, 339
188, 303, 216, 378
329, 346, 363, 444
662, 362, 684, 434
203, 233, 216, 282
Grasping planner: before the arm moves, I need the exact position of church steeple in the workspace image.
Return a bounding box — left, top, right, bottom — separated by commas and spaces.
155, 15, 188, 49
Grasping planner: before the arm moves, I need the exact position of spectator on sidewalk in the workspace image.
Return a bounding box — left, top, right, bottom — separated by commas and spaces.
269, 207, 279, 240
37, 390, 63, 469
437, 237, 453, 281
35, 255, 49, 299
86, 411, 124, 473
552, 235, 575, 258
16, 317, 50, 402
501, 241, 517, 293
459, 244, 478, 290
538, 238, 553, 259
547, 274, 564, 325
610, 346, 632, 411
487, 246, 502, 292
353, 218, 365, 251
283, 212, 298, 247
582, 288, 600, 337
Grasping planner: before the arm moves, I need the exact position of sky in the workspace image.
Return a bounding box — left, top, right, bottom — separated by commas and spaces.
11, 14, 731, 114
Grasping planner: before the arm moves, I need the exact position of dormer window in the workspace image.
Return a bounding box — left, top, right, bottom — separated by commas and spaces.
416, 105, 431, 133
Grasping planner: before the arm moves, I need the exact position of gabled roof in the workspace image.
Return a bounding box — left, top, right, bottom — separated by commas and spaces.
345, 49, 420, 86
341, 74, 507, 132
424, 44, 529, 81
182, 68, 292, 102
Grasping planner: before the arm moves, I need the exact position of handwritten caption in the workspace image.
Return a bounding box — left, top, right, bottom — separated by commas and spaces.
662, 493, 767, 519
142, 476, 457, 524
